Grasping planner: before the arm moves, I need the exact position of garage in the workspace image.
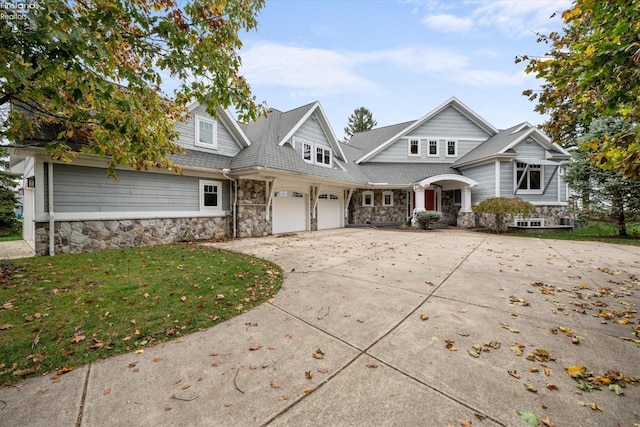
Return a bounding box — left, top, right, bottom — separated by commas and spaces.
272, 191, 307, 234
317, 193, 342, 230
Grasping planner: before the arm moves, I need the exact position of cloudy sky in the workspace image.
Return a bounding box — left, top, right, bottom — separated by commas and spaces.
237, 0, 571, 139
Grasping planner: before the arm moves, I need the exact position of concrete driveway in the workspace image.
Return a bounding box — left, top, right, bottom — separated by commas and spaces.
1, 228, 639, 426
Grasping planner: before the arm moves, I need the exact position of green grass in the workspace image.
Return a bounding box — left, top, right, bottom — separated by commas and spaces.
0, 234, 22, 242
507, 221, 640, 246
0, 243, 282, 385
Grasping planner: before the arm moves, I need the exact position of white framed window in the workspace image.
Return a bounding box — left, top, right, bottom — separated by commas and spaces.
515, 218, 544, 227
293, 138, 332, 167
515, 162, 543, 193
408, 139, 420, 156
427, 139, 439, 157
362, 191, 374, 207
383, 191, 393, 206
195, 116, 217, 149
200, 180, 222, 212
446, 140, 457, 157
316, 146, 331, 166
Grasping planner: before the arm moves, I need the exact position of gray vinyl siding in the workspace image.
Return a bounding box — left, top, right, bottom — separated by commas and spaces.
500, 160, 562, 203
174, 104, 241, 157
47, 164, 230, 213
513, 140, 546, 158
369, 106, 491, 163
292, 116, 332, 150
461, 163, 495, 205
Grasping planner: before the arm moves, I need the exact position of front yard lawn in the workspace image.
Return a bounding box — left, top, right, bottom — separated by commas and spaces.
507, 221, 640, 246
0, 243, 282, 385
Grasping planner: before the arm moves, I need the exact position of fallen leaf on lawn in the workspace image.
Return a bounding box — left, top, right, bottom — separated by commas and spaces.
134, 349, 144, 354
558, 326, 573, 335
529, 367, 539, 373
103, 388, 111, 395
312, 348, 324, 359
0, 324, 13, 330
544, 368, 552, 377
510, 344, 524, 356
524, 383, 537, 393
546, 383, 559, 391
577, 401, 602, 411
216, 294, 224, 300
445, 339, 457, 352
249, 343, 262, 351
180, 296, 186, 302
270, 380, 280, 389
71, 334, 85, 343
516, 410, 539, 427
305, 370, 313, 379
508, 370, 521, 379
484, 341, 501, 349
420, 314, 429, 321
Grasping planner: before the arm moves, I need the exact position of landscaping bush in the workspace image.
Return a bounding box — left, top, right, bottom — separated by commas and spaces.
473, 197, 536, 233
415, 210, 442, 230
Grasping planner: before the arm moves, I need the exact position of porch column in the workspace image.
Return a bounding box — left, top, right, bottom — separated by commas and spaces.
413, 184, 425, 213
412, 184, 425, 226
460, 187, 472, 212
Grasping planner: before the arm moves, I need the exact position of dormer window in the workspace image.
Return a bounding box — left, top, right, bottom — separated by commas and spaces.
408, 139, 420, 156
294, 138, 332, 167
195, 116, 217, 149
446, 140, 457, 157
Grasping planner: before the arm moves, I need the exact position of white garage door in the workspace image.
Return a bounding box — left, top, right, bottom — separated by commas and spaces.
272, 191, 306, 234
318, 194, 342, 230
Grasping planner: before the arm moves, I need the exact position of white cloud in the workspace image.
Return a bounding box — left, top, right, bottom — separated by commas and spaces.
470, 0, 572, 37
241, 42, 379, 97
422, 13, 473, 32
451, 69, 532, 87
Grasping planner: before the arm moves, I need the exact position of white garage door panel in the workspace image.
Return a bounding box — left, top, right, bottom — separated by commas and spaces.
318, 194, 342, 230
272, 192, 306, 233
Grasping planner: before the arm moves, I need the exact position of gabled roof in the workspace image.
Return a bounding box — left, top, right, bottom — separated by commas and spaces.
347, 121, 415, 161
230, 104, 364, 184
355, 97, 498, 164
453, 124, 570, 168
170, 149, 233, 171
187, 102, 252, 148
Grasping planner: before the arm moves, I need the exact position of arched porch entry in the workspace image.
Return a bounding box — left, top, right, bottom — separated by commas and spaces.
412, 174, 478, 224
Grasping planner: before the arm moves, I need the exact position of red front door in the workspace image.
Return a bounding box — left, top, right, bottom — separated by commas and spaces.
412, 189, 436, 210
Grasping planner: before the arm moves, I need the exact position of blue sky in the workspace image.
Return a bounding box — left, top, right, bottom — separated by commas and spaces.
236, 0, 571, 139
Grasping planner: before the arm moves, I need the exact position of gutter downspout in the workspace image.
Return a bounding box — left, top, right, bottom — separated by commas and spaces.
221, 169, 237, 238
48, 163, 54, 256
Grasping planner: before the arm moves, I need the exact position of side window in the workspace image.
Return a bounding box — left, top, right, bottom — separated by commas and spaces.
382, 191, 393, 206
200, 180, 222, 212
362, 191, 374, 207
195, 116, 217, 149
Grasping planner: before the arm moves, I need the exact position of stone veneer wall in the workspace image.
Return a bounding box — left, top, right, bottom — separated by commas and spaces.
441, 191, 461, 225
457, 205, 568, 231
35, 216, 229, 255
236, 179, 271, 238
349, 189, 408, 224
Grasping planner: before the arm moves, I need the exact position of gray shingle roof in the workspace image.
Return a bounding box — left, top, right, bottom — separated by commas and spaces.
453, 123, 526, 167
357, 163, 460, 185
170, 149, 232, 170
231, 104, 365, 184
347, 121, 416, 161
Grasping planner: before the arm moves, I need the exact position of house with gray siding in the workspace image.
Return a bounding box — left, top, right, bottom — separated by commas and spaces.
10, 97, 571, 255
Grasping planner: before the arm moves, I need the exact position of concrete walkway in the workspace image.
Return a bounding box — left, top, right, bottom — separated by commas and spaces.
1, 228, 638, 426
0, 240, 35, 260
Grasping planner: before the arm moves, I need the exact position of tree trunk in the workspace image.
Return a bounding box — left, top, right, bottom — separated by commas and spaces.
612, 192, 627, 236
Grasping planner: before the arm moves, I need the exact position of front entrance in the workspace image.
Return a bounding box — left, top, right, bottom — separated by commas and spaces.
413, 189, 436, 210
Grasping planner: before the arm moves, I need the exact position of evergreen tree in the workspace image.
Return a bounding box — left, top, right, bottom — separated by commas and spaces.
343, 107, 377, 142
0, 145, 19, 235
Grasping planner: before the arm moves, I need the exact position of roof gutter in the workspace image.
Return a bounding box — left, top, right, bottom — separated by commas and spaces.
221, 169, 237, 238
